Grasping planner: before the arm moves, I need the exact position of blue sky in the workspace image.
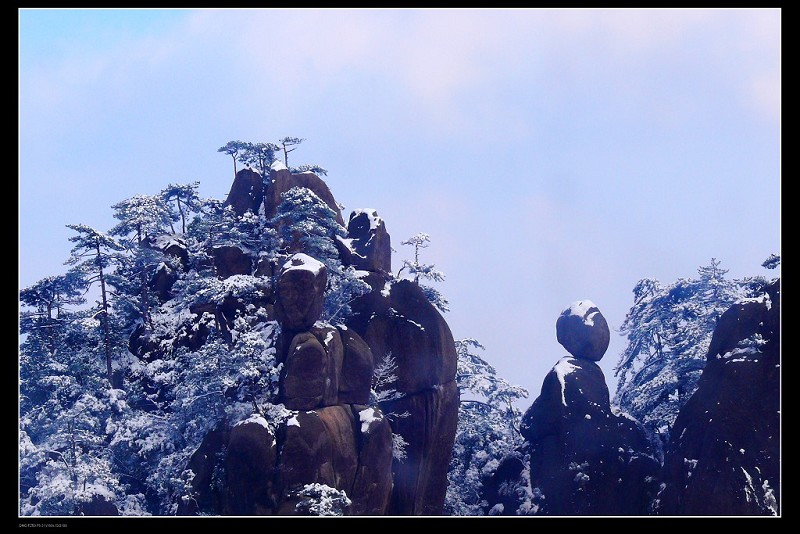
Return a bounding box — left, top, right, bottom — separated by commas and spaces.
19, 8, 781, 400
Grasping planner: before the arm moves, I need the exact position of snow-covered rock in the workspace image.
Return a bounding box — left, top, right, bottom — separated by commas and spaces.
224, 168, 264, 216
556, 299, 610, 361
344, 209, 392, 274
274, 253, 328, 332
657, 279, 780, 515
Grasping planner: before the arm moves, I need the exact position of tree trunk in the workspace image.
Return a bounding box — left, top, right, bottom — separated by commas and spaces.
177, 198, 186, 234
97, 244, 113, 385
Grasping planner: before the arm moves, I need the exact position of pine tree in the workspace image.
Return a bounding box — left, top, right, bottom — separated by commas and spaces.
271, 186, 369, 323
64, 225, 125, 384
445, 339, 528, 515
161, 182, 201, 234
278, 136, 305, 166
241, 142, 279, 177
217, 141, 247, 179
613, 259, 766, 445
397, 233, 449, 312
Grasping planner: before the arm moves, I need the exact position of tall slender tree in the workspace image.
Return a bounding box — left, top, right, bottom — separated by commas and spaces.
217, 141, 247, 179
278, 137, 305, 166
64, 224, 124, 383
161, 182, 201, 234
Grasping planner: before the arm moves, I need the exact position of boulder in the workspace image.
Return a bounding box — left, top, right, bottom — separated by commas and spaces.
280, 332, 329, 410
224, 417, 278, 516
224, 168, 264, 216
344, 209, 392, 273
276, 407, 359, 514
555, 300, 610, 361
657, 280, 780, 516
142, 234, 190, 270
347, 279, 459, 515
337, 326, 374, 405
212, 246, 252, 278
264, 169, 345, 226
487, 356, 659, 515
176, 425, 229, 515
150, 263, 178, 302
347, 280, 457, 394
274, 254, 327, 332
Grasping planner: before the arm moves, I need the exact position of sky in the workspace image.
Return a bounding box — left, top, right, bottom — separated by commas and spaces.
19, 8, 781, 402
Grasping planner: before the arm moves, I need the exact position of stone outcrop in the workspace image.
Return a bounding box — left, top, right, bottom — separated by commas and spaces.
212, 246, 252, 279
274, 254, 327, 332
656, 280, 780, 516
484, 301, 659, 516
224, 168, 264, 216
264, 168, 345, 226
342, 209, 392, 274
347, 279, 459, 515
143, 167, 460, 516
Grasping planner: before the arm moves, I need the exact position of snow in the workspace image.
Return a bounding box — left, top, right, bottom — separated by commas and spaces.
323, 330, 334, 346
359, 408, 382, 433
381, 281, 392, 298
488, 503, 504, 515
235, 414, 270, 430
554, 357, 579, 406
740, 293, 772, 311
282, 253, 325, 275
741, 467, 756, 503
270, 159, 288, 171
152, 234, 185, 250
287, 414, 301, 427
351, 208, 382, 230
336, 235, 365, 258
353, 269, 371, 279
565, 300, 598, 325
406, 318, 425, 331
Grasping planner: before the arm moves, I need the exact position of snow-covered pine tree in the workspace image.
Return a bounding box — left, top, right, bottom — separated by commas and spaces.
161, 182, 201, 234
64, 224, 126, 384
270, 186, 369, 323
397, 232, 449, 313
445, 339, 528, 516
217, 141, 247, 179
109, 194, 176, 331
241, 142, 279, 177
20, 272, 146, 515
614, 258, 768, 447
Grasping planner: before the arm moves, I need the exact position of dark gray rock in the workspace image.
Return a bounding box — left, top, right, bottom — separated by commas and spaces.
224, 418, 277, 516
337, 326, 374, 405
224, 168, 264, 216
556, 300, 610, 361
344, 209, 392, 273
657, 280, 780, 516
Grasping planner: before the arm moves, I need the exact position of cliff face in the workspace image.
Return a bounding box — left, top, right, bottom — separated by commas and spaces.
160, 168, 457, 515
656, 280, 780, 516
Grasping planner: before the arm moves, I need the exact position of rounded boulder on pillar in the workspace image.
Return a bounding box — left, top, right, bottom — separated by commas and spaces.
274, 253, 327, 332
556, 299, 610, 361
